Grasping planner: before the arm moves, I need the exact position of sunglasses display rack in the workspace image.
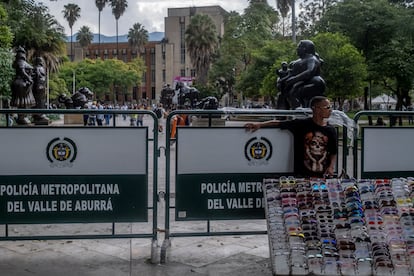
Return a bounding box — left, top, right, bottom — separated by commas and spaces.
263, 176, 414, 276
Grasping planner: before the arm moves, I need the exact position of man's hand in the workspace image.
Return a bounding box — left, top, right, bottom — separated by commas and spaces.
245, 123, 260, 132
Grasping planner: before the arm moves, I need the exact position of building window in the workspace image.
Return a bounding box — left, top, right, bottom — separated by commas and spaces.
180, 18, 186, 64
150, 48, 155, 65
151, 69, 156, 83
133, 86, 138, 100
180, 69, 185, 77
151, 87, 156, 100
162, 69, 166, 83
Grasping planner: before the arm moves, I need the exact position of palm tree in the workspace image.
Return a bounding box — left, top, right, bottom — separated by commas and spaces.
109, 0, 128, 58
291, 0, 296, 42
62, 3, 81, 61
185, 14, 218, 85
11, 1, 66, 73
127, 23, 148, 57
76, 25, 94, 56
277, 0, 291, 37
95, 0, 108, 57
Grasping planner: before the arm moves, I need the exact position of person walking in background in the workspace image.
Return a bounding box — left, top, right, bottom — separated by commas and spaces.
137, 104, 145, 127
96, 102, 104, 126
154, 103, 167, 133
104, 103, 113, 126
245, 96, 337, 178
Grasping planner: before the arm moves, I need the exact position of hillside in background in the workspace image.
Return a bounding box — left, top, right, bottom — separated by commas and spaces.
66, 32, 164, 43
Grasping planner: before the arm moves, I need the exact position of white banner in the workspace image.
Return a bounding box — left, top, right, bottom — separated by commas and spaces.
177, 128, 294, 174
363, 128, 414, 172
0, 128, 147, 175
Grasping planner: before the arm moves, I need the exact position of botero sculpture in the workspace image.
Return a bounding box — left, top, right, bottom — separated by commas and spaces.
58, 87, 94, 109
10, 46, 36, 124
10, 47, 50, 125
276, 40, 326, 110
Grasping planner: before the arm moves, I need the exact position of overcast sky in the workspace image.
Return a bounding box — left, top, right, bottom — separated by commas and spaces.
34, 0, 278, 36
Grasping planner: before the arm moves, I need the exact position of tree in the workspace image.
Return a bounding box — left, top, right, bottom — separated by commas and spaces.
62, 3, 81, 61
95, 0, 108, 57
317, 0, 414, 110
76, 25, 93, 51
0, 3, 12, 49
0, 3, 13, 107
109, 0, 128, 58
127, 22, 148, 57
4, 0, 66, 74
243, 40, 296, 102
56, 57, 144, 102
276, 0, 291, 37
311, 32, 367, 107
298, 0, 338, 37
185, 14, 218, 85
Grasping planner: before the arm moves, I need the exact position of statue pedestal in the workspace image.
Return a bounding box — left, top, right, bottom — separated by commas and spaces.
191, 117, 225, 127
64, 114, 84, 125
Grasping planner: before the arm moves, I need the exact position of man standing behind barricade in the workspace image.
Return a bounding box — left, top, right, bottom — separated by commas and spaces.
245, 96, 337, 178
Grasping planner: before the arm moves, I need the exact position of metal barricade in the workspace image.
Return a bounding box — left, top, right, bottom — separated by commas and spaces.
161, 109, 349, 263
0, 108, 160, 263
353, 110, 414, 178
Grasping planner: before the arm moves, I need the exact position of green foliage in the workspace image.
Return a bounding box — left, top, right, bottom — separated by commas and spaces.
54, 58, 145, 102
260, 40, 297, 102
3, 0, 66, 73
317, 0, 414, 109
210, 2, 279, 103
298, 0, 338, 36
0, 3, 12, 48
110, 0, 128, 20
63, 3, 81, 29
128, 23, 149, 53
76, 26, 94, 48
317, 0, 399, 59
311, 33, 367, 102
0, 48, 13, 101
48, 74, 69, 101
185, 14, 218, 85
243, 40, 296, 99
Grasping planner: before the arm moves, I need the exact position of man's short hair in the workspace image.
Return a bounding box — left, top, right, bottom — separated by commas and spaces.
310, 96, 328, 109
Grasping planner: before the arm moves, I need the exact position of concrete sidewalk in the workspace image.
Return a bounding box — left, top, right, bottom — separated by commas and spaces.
0, 233, 271, 276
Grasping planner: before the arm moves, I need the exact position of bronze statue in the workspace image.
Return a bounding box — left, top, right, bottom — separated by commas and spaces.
159, 84, 175, 109
32, 56, 49, 124
175, 81, 199, 108
276, 40, 326, 109
11, 46, 36, 124
58, 87, 93, 109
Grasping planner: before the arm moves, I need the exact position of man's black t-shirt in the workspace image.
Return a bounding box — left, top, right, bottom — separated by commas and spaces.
279, 118, 337, 178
